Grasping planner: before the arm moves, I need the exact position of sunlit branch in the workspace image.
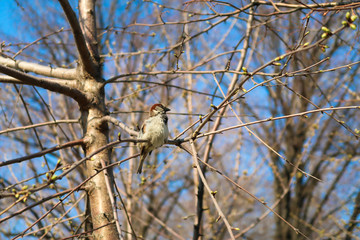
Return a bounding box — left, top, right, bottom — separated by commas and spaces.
0, 189, 75, 224
187, 106, 360, 141
57, 222, 116, 240
181, 142, 309, 239
142, 207, 185, 240
0, 56, 76, 79
58, 0, 97, 76
0, 76, 77, 88
11, 150, 138, 240
0, 119, 79, 135
106, 79, 223, 99
256, 0, 360, 10
102, 116, 138, 136
0, 64, 88, 104
189, 140, 236, 240
12, 28, 67, 59
99, 158, 122, 238
113, 181, 138, 239
28, 195, 85, 239
189, 25, 348, 141
0, 139, 84, 167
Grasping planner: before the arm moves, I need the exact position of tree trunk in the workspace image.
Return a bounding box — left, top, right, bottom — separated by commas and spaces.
77, 0, 120, 239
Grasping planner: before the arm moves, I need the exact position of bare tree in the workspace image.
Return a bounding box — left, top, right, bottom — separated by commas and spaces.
1, 1, 360, 239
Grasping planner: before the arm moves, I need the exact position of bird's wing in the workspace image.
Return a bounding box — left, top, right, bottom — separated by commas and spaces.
140, 145, 146, 156
140, 118, 153, 136
138, 121, 147, 138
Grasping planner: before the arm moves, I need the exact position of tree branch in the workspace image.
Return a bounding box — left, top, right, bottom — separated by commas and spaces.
0, 64, 88, 105
102, 115, 139, 137
58, 0, 97, 75
189, 140, 235, 240
256, 0, 360, 9
0, 56, 76, 79
0, 139, 84, 167
0, 75, 77, 88
0, 119, 79, 135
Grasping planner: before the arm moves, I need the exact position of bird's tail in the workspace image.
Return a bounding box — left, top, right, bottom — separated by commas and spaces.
137, 149, 148, 174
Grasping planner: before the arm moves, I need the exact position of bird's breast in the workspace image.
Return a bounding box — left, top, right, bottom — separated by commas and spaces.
141, 116, 169, 148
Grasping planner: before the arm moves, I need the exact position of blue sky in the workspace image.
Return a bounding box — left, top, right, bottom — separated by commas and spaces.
1, 1, 360, 239
0, 1, 20, 37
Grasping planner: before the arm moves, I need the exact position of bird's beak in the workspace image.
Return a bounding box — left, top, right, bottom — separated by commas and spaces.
164, 106, 171, 112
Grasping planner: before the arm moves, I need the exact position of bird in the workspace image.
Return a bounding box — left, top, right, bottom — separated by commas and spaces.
137, 103, 170, 174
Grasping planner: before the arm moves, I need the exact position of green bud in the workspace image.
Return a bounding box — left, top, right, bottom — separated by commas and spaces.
273, 62, 282, 66
199, 115, 203, 123
321, 33, 328, 39
303, 42, 309, 47
351, 15, 358, 22
242, 67, 247, 72
210, 104, 217, 110
342, 20, 349, 26
321, 26, 330, 33
350, 23, 357, 30
346, 12, 351, 20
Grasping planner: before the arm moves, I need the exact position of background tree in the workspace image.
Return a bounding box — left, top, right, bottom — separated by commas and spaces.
0, 1, 360, 239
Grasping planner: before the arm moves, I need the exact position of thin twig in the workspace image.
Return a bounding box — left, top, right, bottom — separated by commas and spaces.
189, 140, 235, 240
0, 139, 84, 167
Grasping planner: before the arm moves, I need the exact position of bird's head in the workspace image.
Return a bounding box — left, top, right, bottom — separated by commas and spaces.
149, 103, 171, 117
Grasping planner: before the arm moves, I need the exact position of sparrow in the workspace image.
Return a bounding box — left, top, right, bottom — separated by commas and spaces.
137, 103, 170, 174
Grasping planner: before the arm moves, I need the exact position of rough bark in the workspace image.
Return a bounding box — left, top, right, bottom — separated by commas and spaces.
78, 0, 119, 239
72, 0, 119, 239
